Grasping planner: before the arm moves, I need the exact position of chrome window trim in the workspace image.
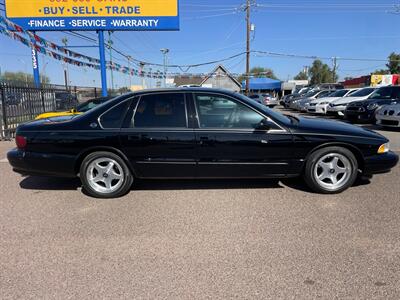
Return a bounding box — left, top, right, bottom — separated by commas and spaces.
192, 92, 287, 133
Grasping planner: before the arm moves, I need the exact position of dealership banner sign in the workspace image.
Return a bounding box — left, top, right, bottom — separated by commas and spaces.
4, 0, 179, 31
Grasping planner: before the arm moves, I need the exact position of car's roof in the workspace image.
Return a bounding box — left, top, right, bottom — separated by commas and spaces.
129, 87, 237, 95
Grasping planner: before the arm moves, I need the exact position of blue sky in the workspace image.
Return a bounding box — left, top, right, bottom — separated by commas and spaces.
1, 0, 400, 88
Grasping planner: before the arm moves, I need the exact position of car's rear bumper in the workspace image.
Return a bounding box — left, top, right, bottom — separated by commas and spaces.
363, 151, 399, 175
7, 149, 77, 178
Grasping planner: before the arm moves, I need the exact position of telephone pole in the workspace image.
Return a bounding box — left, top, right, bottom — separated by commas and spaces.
108, 31, 114, 92
332, 57, 338, 83
245, 0, 251, 95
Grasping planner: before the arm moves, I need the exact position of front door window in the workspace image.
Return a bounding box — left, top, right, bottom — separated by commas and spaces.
194, 94, 265, 129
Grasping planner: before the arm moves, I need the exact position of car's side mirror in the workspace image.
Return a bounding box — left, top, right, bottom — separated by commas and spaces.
256, 119, 271, 131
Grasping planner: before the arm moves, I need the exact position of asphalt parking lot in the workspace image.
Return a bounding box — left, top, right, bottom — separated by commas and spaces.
1, 114, 399, 299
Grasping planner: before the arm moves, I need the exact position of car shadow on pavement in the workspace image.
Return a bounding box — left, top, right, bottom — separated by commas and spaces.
19, 176, 81, 191
18, 175, 371, 194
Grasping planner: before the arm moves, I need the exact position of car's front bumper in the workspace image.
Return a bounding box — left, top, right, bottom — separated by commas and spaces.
344, 109, 375, 123
363, 151, 399, 175
376, 115, 400, 127
7, 149, 77, 178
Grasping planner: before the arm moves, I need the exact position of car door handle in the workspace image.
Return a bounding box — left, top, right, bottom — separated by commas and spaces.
260, 139, 268, 144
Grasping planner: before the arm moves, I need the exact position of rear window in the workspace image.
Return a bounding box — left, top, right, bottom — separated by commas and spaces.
99, 100, 131, 128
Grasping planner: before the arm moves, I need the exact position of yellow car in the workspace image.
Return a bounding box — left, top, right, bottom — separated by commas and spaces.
35, 97, 111, 120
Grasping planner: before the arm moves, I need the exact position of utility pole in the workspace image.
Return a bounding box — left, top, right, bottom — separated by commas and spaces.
332, 57, 338, 83
127, 55, 132, 90
139, 62, 146, 89
61, 37, 69, 91
245, 0, 251, 95
160, 48, 169, 88
108, 31, 114, 92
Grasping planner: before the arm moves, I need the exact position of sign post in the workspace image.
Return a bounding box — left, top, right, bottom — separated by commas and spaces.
30, 35, 41, 87
97, 30, 108, 97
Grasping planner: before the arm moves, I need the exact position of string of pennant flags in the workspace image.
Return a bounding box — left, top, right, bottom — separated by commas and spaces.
0, 16, 279, 81
0, 16, 166, 79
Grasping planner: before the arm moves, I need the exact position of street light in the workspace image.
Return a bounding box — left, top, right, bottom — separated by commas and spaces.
160, 48, 169, 88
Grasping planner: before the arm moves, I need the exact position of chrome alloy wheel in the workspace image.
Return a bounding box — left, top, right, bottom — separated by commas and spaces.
86, 158, 124, 194
313, 153, 352, 191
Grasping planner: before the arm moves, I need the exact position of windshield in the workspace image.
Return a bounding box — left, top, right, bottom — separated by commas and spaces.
236, 93, 291, 124
349, 88, 375, 97
303, 90, 319, 98
328, 90, 349, 97
369, 87, 393, 100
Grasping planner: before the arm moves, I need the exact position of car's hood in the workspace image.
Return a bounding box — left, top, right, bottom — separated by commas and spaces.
377, 103, 400, 115
331, 96, 368, 105
293, 116, 386, 140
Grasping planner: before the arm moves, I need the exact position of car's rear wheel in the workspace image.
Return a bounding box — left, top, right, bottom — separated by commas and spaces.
80, 151, 133, 198
304, 147, 358, 194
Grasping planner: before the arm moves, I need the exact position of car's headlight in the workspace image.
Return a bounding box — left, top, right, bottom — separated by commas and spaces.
378, 142, 390, 154
319, 102, 328, 105
367, 103, 379, 110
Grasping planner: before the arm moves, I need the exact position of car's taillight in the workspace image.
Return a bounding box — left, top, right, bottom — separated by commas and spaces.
16, 135, 27, 149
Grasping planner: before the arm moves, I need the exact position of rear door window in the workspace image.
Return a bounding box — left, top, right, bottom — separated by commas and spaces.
132, 93, 187, 128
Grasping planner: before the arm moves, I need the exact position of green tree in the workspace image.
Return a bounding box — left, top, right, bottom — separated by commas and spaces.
2, 71, 50, 84
294, 71, 308, 80
386, 52, 400, 74
309, 60, 337, 84
371, 69, 390, 75
238, 66, 278, 82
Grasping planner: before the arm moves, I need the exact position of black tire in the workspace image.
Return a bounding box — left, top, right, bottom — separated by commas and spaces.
80, 151, 133, 198
304, 146, 358, 194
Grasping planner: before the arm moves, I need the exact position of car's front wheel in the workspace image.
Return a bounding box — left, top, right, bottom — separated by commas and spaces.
304, 147, 358, 194
80, 151, 133, 198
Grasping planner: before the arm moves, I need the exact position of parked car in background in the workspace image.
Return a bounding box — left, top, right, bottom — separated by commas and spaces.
327, 87, 376, 117
307, 89, 358, 114
291, 90, 332, 111
8, 88, 398, 198
248, 93, 278, 107
35, 96, 112, 120
345, 86, 400, 123
55, 91, 78, 110
375, 103, 400, 128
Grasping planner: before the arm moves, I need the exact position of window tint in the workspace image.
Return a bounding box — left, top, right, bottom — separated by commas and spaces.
350, 88, 375, 97
195, 94, 265, 129
391, 87, 400, 99
99, 100, 131, 128
316, 91, 331, 98
369, 87, 393, 99
329, 90, 348, 97
133, 93, 187, 128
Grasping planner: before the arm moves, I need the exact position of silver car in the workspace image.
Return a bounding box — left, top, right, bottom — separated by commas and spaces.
376, 103, 400, 127
248, 93, 278, 108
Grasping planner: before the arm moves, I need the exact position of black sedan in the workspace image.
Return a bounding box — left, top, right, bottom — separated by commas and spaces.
8, 88, 398, 198
345, 85, 400, 123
